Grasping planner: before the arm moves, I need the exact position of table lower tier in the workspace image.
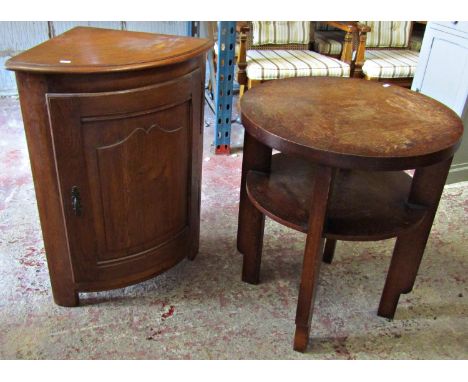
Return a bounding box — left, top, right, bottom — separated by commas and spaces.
246, 154, 428, 241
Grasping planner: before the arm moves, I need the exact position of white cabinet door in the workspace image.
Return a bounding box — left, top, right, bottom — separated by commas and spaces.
412, 22, 468, 117
412, 22, 468, 183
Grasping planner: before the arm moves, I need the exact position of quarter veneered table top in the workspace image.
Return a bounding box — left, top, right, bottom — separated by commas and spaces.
241, 77, 464, 170
6, 27, 212, 74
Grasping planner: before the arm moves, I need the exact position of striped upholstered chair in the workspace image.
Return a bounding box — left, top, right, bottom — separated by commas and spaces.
314, 21, 426, 61
236, 21, 358, 96
353, 21, 422, 87
313, 22, 348, 58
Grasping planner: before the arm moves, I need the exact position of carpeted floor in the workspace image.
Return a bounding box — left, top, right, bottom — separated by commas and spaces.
0, 95, 467, 359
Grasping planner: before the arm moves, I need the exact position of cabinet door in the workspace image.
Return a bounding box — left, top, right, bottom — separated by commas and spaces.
47, 70, 202, 286
412, 22, 468, 183
412, 22, 468, 116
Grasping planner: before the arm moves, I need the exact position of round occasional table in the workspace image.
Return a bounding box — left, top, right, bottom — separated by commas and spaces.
237, 77, 464, 352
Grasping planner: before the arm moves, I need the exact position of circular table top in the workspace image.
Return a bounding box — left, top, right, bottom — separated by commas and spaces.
241, 77, 464, 170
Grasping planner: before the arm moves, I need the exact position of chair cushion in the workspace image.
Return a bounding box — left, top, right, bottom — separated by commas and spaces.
251, 21, 310, 46
362, 50, 419, 79
246, 50, 350, 80
360, 21, 412, 48
313, 31, 345, 55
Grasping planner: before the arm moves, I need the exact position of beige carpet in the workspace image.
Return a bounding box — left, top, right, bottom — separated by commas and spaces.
0, 97, 467, 359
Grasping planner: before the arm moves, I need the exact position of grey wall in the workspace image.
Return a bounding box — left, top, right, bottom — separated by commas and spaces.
0, 21, 189, 95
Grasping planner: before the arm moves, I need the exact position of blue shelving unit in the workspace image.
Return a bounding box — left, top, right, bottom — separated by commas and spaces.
214, 21, 237, 154
187, 21, 199, 37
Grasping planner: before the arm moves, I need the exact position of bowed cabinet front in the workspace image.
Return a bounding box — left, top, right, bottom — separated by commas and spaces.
48, 71, 202, 286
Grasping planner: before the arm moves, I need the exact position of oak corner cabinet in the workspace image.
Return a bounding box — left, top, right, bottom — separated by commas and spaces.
6, 27, 212, 306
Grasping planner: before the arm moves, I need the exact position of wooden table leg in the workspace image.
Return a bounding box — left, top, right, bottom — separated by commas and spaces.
294, 165, 333, 352
237, 132, 272, 284
322, 239, 337, 264
378, 158, 453, 319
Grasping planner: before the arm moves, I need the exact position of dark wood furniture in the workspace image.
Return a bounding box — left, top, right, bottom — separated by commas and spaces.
6, 27, 212, 307
237, 77, 463, 352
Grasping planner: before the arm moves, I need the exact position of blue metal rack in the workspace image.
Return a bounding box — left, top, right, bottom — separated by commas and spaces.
187, 21, 199, 37
214, 21, 237, 154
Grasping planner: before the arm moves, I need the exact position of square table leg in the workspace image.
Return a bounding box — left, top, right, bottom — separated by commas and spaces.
322, 239, 337, 264
378, 157, 453, 319
237, 132, 272, 284
294, 165, 333, 352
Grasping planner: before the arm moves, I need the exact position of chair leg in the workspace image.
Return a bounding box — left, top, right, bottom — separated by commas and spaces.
248, 79, 262, 89
322, 239, 337, 264
294, 165, 333, 352
378, 158, 452, 319
239, 84, 246, 98
237, 132, 272, 284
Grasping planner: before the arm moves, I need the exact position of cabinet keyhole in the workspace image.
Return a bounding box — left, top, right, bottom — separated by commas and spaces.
71, 186, 82, 216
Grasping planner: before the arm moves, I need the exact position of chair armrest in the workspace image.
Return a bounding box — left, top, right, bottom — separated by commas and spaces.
236, 21, 250, 86
323, 21, 359, 33
355, 22, 371, 33
353, 22, 371, 76
320, 21, 359, 65
236, 21, 250, 33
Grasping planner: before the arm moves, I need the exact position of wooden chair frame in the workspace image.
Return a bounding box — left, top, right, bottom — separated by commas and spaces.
236, 21, 361, 97
354, 22, 420, 87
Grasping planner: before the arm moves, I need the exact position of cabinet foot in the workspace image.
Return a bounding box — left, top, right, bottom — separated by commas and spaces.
188, 246, 199, 261
53, 290, 79, 307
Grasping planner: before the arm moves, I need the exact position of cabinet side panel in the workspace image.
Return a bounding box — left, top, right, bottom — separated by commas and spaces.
15, 72, 77, 306
188, 57, 206, 259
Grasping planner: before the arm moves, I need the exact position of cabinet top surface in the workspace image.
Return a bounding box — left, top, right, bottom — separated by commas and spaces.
241, 77, 464, 170
6, 27, 212, 73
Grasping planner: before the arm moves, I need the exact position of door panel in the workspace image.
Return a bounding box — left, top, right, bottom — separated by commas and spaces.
412, 22, 468, 183
47, 70, 199, 282
419, 38, 468, 115
88, 102, 189, 259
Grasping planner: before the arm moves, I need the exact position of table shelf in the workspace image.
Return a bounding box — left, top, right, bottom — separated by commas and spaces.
246, 154, 428, 241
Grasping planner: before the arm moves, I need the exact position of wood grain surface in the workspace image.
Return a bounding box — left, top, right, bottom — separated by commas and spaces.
246, 154, 428, 241
10, 27, 209, 306
6, 27, 212, 73
241, 77, 463, 170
